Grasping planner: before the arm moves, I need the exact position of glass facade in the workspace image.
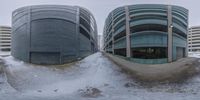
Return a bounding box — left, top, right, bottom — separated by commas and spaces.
132, 47, 167, 59
103, 4, 188, 64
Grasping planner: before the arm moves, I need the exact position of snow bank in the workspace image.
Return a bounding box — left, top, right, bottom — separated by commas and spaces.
188, 52, 200, 58
104, 53, 200, 82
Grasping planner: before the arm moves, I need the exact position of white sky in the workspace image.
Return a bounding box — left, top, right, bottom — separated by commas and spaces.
0, 0, 199, 35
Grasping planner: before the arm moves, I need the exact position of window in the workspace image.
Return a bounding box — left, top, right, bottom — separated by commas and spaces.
132, 47, 167, 59
130, 24, 167, 33
114, 48, 126, 57
80, 17, 91, 32
80, 27, 90, 39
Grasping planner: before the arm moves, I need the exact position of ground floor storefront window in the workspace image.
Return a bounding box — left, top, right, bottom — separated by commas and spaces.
132, 47, 167, 59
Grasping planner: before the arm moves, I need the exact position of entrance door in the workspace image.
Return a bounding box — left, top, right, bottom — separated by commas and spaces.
176, 47, 185, 60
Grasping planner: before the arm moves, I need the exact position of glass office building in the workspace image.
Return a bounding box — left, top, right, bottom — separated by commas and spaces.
103, 4, 188, 64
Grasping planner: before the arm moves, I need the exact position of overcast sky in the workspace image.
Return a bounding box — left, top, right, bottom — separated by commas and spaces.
0, 0, 199, 34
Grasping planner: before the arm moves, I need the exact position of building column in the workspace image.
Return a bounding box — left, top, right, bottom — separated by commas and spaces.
112, 33, 114, 54
28, 6, 31, 62
186, 12, 189, 57
167, 5, 173, 62
125, 6, 131, 57
111, 12, 115, 54
186, 30, 188, 57
76, 7, 80, 58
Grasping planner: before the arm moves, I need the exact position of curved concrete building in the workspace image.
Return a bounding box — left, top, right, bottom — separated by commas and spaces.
103, 4, 188, 64
12, 5, 98, 64
0, 26, 11, 52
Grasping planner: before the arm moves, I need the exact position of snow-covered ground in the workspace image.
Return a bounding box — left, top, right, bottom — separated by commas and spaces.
0, 51, 10, 57
188, 52, 200, 58
0, 52, 200, 100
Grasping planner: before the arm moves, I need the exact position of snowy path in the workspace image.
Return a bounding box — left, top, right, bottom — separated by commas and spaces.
0, 52, 200, 100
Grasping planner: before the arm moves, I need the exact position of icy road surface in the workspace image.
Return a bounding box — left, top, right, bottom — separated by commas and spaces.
0, 52, 200, 100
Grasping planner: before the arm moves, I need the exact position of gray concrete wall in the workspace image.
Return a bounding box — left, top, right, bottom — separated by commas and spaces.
11, 5, 98, 64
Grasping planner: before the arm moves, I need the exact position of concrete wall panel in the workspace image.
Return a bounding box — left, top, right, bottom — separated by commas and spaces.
11, 5, 98, 64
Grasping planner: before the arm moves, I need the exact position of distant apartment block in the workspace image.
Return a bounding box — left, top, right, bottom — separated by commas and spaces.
0, 26, 11, 51
188, 26, 200, 52
98, 35, 103, 51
